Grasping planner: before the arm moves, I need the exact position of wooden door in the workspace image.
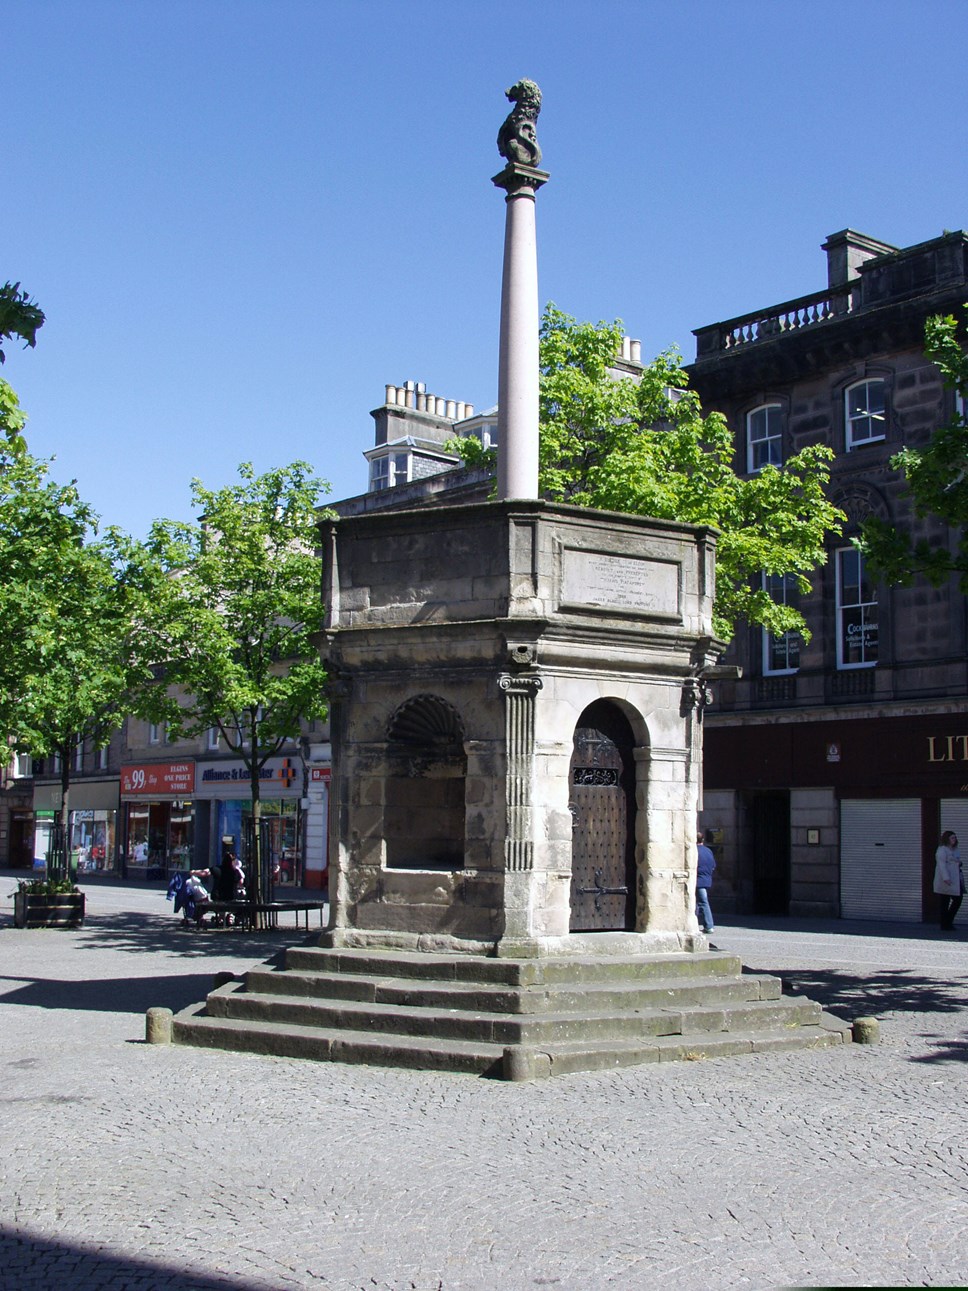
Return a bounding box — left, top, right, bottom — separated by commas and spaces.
569, 702, 636, 932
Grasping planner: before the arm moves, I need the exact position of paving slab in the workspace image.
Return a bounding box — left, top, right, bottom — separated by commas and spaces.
2, 873, 968, 1290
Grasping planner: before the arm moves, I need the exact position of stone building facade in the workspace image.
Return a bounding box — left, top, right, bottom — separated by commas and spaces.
689, 229, 968, 922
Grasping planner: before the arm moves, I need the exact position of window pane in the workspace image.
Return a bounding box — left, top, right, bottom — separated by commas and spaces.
846, 380, 886, 447
837, 548, 877, 667
747, 404, 782, 471
762, 570, 800, 674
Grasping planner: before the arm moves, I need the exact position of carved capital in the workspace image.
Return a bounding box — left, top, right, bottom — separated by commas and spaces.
680, 677, 712, 714
498, 673, 543, 697
492, 162, 549, 199
323, 667, 352, 701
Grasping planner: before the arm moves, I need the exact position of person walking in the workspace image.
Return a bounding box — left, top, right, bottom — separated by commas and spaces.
696, 830, 716, 934
934, 830, 963, 932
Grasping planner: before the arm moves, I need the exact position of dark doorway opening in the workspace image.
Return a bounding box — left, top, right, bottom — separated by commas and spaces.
749, 790, 791, 915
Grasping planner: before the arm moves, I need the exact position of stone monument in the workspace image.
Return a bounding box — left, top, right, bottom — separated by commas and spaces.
172, 85, 848, 1076
320, 81, 720, 956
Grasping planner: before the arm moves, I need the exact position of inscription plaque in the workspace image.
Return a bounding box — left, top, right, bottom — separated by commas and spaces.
561, 549, 680, 617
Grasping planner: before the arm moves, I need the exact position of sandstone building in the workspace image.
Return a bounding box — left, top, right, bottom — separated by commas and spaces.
690, 229, 968, 921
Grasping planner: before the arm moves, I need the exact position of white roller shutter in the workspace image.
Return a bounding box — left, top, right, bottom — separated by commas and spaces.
940, 800, 968, 853
841, 799, 922, 921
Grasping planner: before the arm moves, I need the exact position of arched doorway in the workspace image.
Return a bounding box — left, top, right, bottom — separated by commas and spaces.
569, 700, 636, 931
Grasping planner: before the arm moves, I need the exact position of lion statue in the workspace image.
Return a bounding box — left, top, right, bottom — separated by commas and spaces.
496, 79, 542, 168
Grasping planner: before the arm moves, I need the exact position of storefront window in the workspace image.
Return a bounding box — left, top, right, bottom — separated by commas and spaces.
70, 809, 117, 872
124, 801, 194, 878
217, 799, 302, 886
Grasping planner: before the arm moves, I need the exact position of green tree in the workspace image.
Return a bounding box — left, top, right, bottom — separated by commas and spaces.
452, 306, 844, 643
0, 445, 165, 870
148, 462, 332, 911
0, 282, 45, 363
858, 312, 968, 589
0, 282, 45, 457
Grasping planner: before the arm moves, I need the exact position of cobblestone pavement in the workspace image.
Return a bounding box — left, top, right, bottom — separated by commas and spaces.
2, 874, 968, 1290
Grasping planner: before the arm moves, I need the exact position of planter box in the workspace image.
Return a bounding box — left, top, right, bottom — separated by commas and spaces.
13, 892, 85, 929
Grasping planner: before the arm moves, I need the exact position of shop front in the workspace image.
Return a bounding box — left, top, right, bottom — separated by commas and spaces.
120, 761, 196, 879
33, 780, 120, 873
704, 711, 968, 922
194, 755, 310, 887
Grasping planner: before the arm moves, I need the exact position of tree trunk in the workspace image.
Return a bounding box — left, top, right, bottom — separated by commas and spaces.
248, 722, 265, 929
57, 745, 72, 882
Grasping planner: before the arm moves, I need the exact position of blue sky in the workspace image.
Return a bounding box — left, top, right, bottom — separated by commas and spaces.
6, 0, 968, 537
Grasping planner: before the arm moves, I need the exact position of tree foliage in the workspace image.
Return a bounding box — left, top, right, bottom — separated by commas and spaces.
0, 282, 44, 456
454, 306, 844, 643
0, 445, 165, 850
147, 462, 332, 899
858, 312, 968, 589
0, 282, 44, 364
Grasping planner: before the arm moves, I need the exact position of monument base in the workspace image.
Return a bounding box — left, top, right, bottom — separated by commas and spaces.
321, 925, 706, 958
172, 941, 851, 1080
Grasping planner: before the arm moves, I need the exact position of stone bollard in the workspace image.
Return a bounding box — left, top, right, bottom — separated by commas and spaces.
503, 1046, 551, 1082
213, 971, 236, 990
852, 1016, 880, 1045
145, 1007, 173, 1045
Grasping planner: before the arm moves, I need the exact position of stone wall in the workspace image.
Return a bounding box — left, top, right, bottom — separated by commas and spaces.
320, 499, 721, 955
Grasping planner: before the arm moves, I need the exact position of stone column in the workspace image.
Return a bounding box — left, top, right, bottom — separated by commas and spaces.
493, 160, 549, 501
499, 672, 543, 874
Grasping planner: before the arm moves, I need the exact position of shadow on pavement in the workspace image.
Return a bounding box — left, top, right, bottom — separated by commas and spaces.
0, 970, 247, 1016
763, 965, 968, 1019
1, 909, 320, 959
0, 1224, 273, 1291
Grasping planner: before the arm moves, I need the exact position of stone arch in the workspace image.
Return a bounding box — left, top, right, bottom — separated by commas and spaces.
384, 694, 467, 870
830, 480, 891, 534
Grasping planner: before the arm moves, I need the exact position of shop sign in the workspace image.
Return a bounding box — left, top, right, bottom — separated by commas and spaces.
310, 768, 331, 783
195, 757, 300, 796
121, 762, 195, 795
927, 734, 968, 763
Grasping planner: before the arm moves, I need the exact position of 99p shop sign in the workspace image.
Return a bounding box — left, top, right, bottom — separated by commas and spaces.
121, 762, 196, 795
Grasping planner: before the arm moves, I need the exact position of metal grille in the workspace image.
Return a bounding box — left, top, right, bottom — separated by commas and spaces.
840, 799, 922, 921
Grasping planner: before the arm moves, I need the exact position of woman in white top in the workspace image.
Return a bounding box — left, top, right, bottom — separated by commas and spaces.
934, 830, 963, 931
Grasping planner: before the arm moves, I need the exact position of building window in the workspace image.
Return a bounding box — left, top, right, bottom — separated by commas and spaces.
149, 723, 161, 745
837, 547, 877, 668
746, 404, 783, 472
762, 572, 800, 674
14, 753, 31, 779
53, 751, 62, 773
207, 726, 220, 751
845, 379, 886, 450
97, 744, 109, 771
369, 451, 411, 492
73, 739, 84, 772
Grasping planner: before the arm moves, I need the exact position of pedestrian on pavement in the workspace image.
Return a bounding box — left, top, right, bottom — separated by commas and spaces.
696, 830, 716, 934
934, 829, 963, 931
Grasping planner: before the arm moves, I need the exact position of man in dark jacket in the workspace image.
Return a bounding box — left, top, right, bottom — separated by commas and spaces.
696, 831, 716, 934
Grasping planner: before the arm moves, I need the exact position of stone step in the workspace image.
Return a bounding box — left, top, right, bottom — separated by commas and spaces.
171, 1005, 847, 1079
243, 966, 781, 1014
284, 945, 745, 987
206, 983, 821, 1046
172, 1004, 506, 1076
